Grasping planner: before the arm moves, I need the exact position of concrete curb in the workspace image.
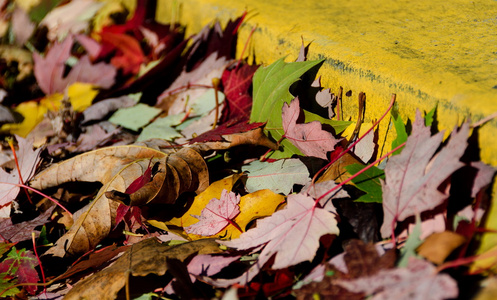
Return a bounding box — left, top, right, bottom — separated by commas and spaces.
156, 0, 497, 259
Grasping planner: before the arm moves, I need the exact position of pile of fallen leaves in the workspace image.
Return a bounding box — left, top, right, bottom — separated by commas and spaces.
0, 1, 496, 299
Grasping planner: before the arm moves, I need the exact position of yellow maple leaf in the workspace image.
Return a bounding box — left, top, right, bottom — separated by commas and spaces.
166, 174, 285, 240
1, 83, 97, 137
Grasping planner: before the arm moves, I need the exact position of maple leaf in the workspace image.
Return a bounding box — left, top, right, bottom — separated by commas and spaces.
282, 97, 339, 160
381, 111, 469, 238
33, 35, 116, 95
242, 158, 310, 195
40, 0, 104, 41
219, 63, 259, 123
99, 31, 145, 76
185, 189, 241, 236
0, 136, 42, 218
334, 257, 458, 300
250, 58, 324, 159
0, 247, 40, 295
0, 206, 54, 242
220, 194, 339, 285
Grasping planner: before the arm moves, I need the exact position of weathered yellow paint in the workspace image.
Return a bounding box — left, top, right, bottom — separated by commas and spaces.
156, 0, 497, 263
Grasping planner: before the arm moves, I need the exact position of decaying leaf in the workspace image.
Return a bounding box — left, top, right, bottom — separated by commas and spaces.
63, 238, 222, 300
417, 231, 467, 265
30, 141, 209, 257
335, 257, 458, 300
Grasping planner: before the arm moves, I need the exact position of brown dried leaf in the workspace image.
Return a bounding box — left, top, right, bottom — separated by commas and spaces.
417, 231, 467, 265
63, 238, 221, 300
30, 142, 209, 257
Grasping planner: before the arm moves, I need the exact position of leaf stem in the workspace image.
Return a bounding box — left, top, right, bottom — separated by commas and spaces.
2, 181, 72, 217
310, 94, 396, 188
8, 138, 33, 205
32, 232, 46, 295
212, 78, 221, 129
314, 141, 406, 205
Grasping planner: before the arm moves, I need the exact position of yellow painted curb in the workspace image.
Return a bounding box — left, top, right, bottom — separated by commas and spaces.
156, 0, 497, 263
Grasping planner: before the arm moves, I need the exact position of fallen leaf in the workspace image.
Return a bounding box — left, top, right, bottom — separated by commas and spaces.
282, 97, 339, 160
109, 103, 162, 131
335, 257, 458, 300
185, 189, 241, 236
0, 206, 54, 242
40, 0, 103, 41
63, 238, 222, 300
250, 57, 324, 159
417, 231, 467, 265
168, 175, 283, 240
219, 194, 339, 286
11, 7, 35, 46
33, 35, 116, 95
81, 95, 138, 124
345, 163, 385, 203
99, 31, 144, 75
30, 143, 209, 257
242, 158, 310, 195
380, 111, 469, 238
0, 247, 39, 295
137, 114, 185, 142
0, 136, 42, 217
219, 63, 259, 123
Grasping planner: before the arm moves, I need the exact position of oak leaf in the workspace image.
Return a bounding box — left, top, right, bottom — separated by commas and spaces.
282, 97, 339, 160
381, 111, 469, 238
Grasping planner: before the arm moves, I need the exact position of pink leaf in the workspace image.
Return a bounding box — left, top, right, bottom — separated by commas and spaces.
380, 111, 469, 238
0, 136, 42, 217
33, 36, 116, 95
185, 190, 241, 236
335, 257, 458, 300
220, 194, 339, 284
188, 254, 241, 277
282, 97, 339, 159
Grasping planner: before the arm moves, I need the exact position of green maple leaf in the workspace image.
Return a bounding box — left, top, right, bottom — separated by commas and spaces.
250, 58, 324, 159
345, 163, 385, 203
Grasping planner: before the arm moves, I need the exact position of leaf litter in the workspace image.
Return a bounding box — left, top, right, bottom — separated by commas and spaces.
0, 1, 495, 299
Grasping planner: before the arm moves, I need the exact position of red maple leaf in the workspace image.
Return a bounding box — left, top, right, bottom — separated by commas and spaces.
219, 63, 259, 123
282, 97, 340, 160
0, 247, 40, 295
188, 120, 265, 143
99, 31, 144, 76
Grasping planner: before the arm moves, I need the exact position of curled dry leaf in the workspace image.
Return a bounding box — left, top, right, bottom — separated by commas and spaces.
30, 141, 209, 257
